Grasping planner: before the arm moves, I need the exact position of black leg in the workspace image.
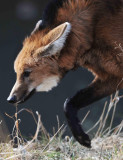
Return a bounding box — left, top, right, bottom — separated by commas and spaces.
64, 78, 120, 148
64, 98, 91, 147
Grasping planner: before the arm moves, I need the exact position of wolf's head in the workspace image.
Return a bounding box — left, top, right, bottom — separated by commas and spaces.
7, 21, 71, 104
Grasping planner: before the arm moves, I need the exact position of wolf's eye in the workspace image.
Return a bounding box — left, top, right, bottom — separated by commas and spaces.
23, 71, 31, 78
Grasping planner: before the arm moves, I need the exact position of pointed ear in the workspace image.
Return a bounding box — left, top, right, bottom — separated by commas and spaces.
35, 22, 71, 57
31, 20, 42, 35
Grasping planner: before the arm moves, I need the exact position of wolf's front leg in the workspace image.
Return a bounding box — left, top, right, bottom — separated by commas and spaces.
64, 77, 121, 148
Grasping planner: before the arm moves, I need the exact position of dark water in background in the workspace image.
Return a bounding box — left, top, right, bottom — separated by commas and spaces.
0, 0, 122, 138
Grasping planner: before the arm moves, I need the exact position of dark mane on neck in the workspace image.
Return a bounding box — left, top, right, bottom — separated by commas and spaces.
40, 0, 123, 30
40, 0, 68, 29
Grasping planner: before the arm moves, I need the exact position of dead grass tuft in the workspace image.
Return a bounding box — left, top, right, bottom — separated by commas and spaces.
0, 91, 123, 160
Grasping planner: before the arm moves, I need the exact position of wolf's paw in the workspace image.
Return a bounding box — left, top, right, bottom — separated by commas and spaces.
75, 133, 91, 148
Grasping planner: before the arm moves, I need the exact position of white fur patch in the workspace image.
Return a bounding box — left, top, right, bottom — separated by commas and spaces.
31, 20, 42, 35
7, 81, 19, 100
51, 22, 71, 55
36, 76, 59, 92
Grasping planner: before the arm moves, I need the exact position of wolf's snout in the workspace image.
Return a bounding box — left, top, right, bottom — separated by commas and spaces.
7, 95, 17, 104
7, 87, 36, 104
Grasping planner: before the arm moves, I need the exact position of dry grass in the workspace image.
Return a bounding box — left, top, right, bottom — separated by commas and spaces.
0, 91, 123, 160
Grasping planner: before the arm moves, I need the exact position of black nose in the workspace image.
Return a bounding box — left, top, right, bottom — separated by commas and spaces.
7, 95, 17, 104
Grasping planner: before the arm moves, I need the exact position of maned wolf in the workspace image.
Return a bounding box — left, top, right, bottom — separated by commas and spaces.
7, 0, 123, 147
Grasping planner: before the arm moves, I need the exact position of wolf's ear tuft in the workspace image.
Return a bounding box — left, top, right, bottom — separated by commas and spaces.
31, 20, 42, 35
35, 22, 71, 57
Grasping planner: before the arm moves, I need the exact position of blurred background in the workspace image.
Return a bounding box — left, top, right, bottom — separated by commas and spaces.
0, 0, 123, 141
